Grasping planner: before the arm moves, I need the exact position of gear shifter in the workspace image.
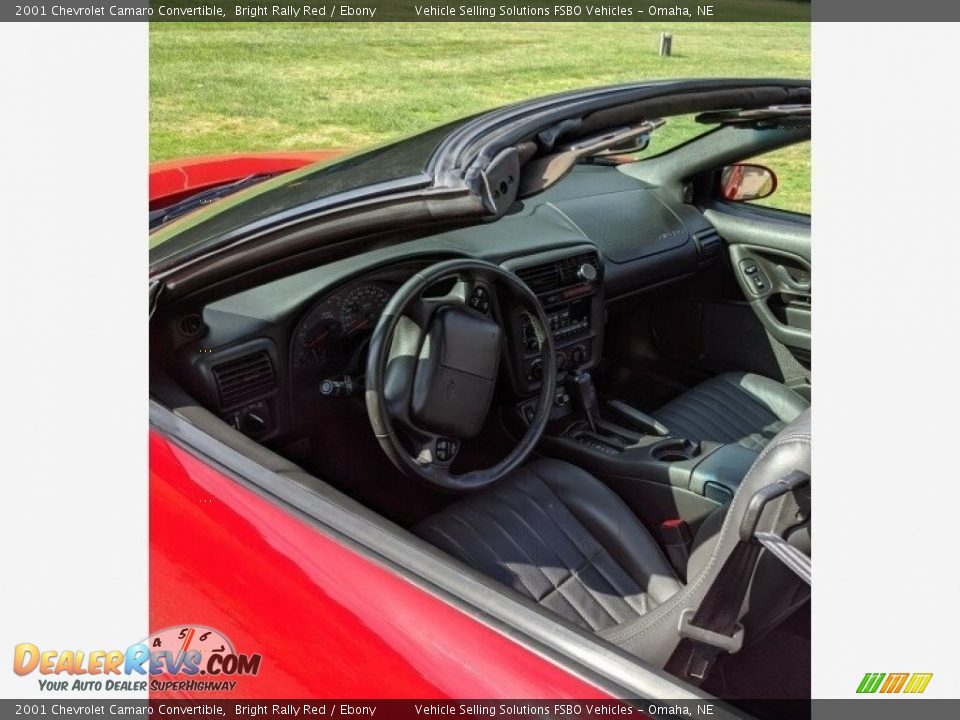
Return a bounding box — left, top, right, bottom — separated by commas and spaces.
570, 369, 601, 434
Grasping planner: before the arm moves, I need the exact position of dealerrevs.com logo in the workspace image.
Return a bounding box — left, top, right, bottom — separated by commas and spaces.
13, 625, 262, 693
856, 672, 934, 694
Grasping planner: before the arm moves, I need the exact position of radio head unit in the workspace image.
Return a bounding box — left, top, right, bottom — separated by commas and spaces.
502, 246, 605, 395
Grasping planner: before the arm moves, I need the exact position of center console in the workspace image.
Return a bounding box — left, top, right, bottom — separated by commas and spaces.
504, 245, 756, 539
513, 369, 760, 540
501, 245, 605, 396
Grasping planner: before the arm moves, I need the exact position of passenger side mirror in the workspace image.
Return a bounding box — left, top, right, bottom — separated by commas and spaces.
719, 163, 778, 202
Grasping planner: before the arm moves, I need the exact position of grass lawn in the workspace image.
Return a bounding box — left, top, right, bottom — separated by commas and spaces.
150, 22, 810, 212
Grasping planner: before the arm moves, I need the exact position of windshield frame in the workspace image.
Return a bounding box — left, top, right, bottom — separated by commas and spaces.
150, 79, 811, 278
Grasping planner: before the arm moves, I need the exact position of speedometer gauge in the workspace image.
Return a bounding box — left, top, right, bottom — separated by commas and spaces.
292, 282, 395, 375
293, 297, 344, 369
341, 284, 392, 336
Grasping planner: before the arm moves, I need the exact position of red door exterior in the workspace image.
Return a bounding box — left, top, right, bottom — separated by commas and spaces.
149, 430, 611, 699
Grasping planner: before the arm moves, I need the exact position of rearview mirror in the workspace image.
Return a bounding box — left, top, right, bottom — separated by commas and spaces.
719, 163, 778, 202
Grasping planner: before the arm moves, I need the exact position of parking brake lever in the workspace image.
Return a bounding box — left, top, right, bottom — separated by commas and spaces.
605, 399, 670, 437
570, 370, 601, 434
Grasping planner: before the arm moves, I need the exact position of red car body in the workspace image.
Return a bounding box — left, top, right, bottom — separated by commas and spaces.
149, 151, 347, 210
152, 153, 606, 698
149, 306, 608, 699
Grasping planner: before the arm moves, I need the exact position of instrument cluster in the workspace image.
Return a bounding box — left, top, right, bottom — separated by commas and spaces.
292, 279, 398, 383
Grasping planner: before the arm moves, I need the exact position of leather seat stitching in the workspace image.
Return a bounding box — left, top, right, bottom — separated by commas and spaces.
495, 487, 581, 572
656, 403, 731, 441
663, 393, 744, 440
710, 381, 781, 427
538, 549, 633, 628
686, 387, 766, 435
584, 548, 651, 618
517, 471, 640, 627
442, 513, 544, 601
654, 408, 718, 442
493, 479, 620, 627
472, 500, 571, 599
710, 382, 784, 430
417, 523, 492, 581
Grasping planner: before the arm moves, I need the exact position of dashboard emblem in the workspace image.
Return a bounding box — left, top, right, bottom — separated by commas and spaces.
444, 378, 457, 400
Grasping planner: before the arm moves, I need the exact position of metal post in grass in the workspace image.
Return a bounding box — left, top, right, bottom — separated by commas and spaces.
659, 33, 673, 57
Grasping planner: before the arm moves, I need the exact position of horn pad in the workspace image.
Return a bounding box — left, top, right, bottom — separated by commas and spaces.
411, 306, 502, 439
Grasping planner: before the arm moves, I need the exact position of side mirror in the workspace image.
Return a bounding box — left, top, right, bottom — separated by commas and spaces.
719, 163, 778, 202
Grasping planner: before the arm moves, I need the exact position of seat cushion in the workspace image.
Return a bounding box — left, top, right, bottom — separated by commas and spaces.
653, 372, 809, 451
413, 458, 681, 633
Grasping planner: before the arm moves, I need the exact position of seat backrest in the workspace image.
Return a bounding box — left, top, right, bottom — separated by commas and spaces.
602, 409, 811, 667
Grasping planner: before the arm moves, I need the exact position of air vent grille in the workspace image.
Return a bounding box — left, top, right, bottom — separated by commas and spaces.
516, 263, 559, 294
516, 252, 600, 294
212, 351, 275, 408
558, 252, 601, 286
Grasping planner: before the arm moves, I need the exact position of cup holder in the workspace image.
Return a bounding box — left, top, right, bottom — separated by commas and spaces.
655, 449, 694, 462
652, 439, 701, 463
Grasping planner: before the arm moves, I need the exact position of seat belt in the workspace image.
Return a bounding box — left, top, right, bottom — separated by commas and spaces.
664, 470, 810, 685
664, 541, 760, 684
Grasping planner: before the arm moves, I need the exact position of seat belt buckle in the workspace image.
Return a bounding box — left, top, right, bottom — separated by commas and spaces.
678, 608, 744, 654
659, 518, 692, 580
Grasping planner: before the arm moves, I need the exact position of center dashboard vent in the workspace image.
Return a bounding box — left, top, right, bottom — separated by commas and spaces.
211, 351, 276, 409
516, 252, 600, 295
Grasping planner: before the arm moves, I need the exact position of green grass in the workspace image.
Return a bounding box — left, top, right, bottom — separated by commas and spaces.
150, 22, 810, 212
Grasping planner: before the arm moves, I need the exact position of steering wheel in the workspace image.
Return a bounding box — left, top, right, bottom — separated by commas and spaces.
365, 258, 556, 492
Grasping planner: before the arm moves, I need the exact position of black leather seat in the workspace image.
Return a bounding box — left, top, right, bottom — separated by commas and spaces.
415, 458, 683, 633
414, 410, 811, 667
653, 372, 808, 451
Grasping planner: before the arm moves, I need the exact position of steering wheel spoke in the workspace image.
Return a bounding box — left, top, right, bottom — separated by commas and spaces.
405, 294, 451, 330
406, 274, 496, 330
413, 432, 460, 467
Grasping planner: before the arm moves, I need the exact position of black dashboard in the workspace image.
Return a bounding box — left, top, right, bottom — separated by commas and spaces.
161, 162, 720, 445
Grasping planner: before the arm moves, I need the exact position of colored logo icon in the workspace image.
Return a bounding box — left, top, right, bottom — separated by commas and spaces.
856, 672, 933, 694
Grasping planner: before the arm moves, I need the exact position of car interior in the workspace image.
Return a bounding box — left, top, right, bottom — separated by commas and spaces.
150, 101, 811, 709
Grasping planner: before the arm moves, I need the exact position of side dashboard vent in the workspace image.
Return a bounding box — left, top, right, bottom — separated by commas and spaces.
212, 351, 276, 408
693, 228, 723, 263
